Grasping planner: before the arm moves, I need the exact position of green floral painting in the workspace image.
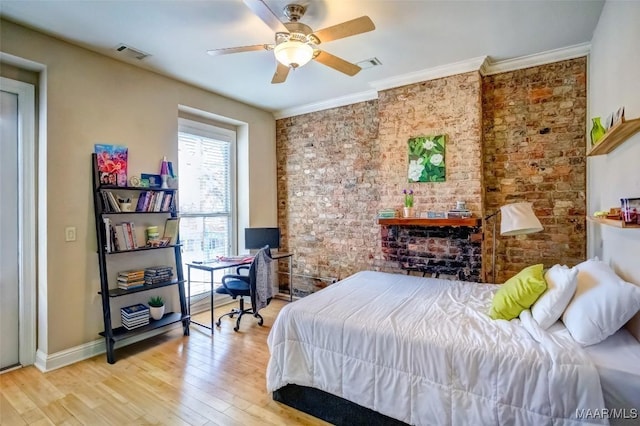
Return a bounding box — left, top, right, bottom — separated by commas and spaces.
407, 135, 446, 182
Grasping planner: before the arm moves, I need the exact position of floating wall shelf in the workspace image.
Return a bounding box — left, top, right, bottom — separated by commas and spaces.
587, 117, 640, 156
587, 216, 640, 229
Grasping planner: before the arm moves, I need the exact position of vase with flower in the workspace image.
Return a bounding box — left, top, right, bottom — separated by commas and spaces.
403, 189, 415, 218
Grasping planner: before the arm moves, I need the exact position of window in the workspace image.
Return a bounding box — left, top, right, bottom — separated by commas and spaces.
178, 118, 236, 296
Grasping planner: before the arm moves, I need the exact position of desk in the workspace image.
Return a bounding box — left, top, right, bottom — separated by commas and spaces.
186, 252, 293, 334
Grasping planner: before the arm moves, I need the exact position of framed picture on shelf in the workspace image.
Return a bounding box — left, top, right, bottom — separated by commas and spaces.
141, 173, 162, 188
94, 143, 128, 186
613, 106, 625, 127
163, 217, 180, 245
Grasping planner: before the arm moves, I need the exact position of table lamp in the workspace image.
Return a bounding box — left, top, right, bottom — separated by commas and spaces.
484, 202, 543, 283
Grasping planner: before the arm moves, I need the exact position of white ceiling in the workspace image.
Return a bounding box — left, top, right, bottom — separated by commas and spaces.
1, 0, 604, 116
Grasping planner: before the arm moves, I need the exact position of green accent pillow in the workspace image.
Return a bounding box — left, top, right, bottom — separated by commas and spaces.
489, 264, 547, 320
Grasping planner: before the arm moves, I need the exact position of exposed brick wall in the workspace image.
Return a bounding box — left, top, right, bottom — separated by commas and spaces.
276, 101, 381, 294
276, 59, 587, 292
482, 58, 587, 283
276, 72, 483, 294
376, 72, 484, 219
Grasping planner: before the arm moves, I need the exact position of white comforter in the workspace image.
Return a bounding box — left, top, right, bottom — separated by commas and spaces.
267, 271, 607, 425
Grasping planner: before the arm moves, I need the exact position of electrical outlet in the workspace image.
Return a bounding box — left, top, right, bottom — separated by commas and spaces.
65, 226, 76, 242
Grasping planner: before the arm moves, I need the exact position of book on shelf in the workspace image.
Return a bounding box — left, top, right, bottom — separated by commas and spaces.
161, 192, 173, 212
446, 209, 472, 219
127, 222, 139, 248
101, 192, 111, 213
122, 318, 149, 330
134, 192, 146, 211
122, 320, 149, 329
117, 276, 145, 284
122, 318, 149, 327
145, 276, 174, 285
144, 265, 173, 274
118, 284, 145, 291
117, 277, 145, 284
153, 191, 165, 212
122, 318, 150, 330
144, 270, 173, 278
103, 217, 112, 252
141, 191, 152, 212
113, 224, 127, 251
118, 268, 145, 277
105, 191, 121, 212
121, 303, 149, 315
121, 309, 149, 319
121, 313, 149, 323
377, 208, 397, 218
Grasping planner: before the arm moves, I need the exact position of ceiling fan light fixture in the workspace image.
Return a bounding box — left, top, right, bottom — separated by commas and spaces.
274, 40, 314, 68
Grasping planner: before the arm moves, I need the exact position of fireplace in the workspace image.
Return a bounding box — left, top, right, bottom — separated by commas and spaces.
379, 219, 482, 282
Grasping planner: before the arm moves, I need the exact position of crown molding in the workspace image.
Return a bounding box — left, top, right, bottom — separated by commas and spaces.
482, 42, 591, 75
273, 43, 591, 119
370, 56, 488, 92
273, 89, 379, 119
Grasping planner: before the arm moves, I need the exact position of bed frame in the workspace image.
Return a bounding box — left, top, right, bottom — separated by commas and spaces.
273, 384, 408, 426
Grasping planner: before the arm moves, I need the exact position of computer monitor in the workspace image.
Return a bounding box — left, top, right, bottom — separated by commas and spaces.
244, 227, 280, 250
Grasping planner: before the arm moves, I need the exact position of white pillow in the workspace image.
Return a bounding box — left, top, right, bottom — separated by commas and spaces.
562, 258, 640, 346
531, 264, 577, 329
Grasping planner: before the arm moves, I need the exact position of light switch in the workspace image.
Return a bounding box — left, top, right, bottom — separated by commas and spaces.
65, 226, 76, 242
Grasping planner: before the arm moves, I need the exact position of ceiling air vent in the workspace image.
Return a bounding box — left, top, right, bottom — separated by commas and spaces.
115, 44, 151, 61
356, 57, 382, 70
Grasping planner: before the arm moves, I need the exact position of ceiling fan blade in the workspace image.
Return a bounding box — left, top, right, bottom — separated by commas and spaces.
243, 0, 289, 33
207, 44, 271, 56
312, 16, 375, 43
271, 62, 290, 84
314, 50, 361, 76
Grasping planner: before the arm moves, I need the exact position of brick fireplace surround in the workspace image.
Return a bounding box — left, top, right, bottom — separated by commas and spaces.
381, 224, 483, 282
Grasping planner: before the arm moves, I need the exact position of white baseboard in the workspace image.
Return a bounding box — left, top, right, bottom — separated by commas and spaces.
33, 296, 237, 372
34, 324, 182, 372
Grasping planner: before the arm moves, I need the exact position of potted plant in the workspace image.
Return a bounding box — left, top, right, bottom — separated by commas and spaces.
148, 295, 165, 320
403, 189, 415, 218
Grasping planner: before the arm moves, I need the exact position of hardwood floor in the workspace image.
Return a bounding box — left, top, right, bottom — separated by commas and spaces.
0, 300, 331, 425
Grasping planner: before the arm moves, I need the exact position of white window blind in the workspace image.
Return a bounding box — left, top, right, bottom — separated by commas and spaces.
178, 134, 231, 215
178, 118, 236, 296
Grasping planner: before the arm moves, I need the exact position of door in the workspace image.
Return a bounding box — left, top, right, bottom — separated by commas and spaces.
0, 88, 20, 370
0, 76, 36, 370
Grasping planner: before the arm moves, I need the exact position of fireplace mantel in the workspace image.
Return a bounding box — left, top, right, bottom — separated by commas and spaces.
377, 217, 480, 227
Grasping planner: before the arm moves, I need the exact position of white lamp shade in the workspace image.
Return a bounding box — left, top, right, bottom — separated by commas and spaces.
500, 202, 543, 236
274, 41, 314, 68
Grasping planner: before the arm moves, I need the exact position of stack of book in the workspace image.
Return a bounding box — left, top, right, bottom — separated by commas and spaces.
378, 208, 397, 219
447, 209, 473, 218
121, 304, 150, 330
144, 265, 174, 285
117, 269, 146, 290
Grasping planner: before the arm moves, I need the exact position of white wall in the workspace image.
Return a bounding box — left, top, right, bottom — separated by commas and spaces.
587, 1, 640, 285
0, 19, 276, 357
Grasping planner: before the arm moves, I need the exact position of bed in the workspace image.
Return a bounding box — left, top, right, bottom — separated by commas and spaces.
267, 271, 620, 425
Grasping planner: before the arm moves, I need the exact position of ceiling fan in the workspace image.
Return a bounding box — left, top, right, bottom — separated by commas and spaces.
207, 0, 375, 84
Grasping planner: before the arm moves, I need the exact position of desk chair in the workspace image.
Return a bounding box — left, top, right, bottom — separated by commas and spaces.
215, 245, 274, 332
